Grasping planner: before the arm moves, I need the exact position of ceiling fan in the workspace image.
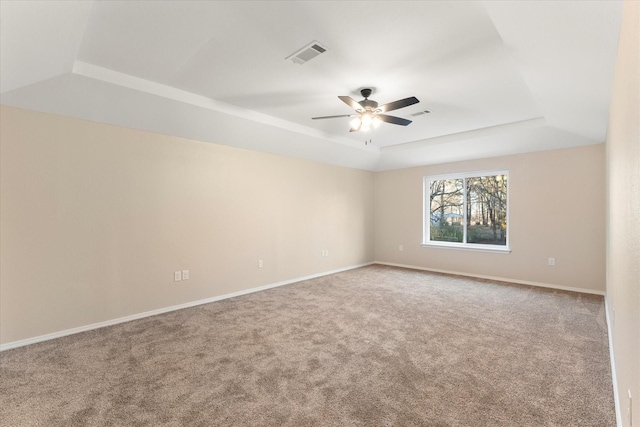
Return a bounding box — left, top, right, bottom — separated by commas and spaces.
312, 88, 419, 132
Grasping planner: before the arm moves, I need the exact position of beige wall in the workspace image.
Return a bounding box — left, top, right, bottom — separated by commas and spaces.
606, 1, 640, 425
0, 91, 618, 350
375, 144, 606, 292
0, 105, 375, 345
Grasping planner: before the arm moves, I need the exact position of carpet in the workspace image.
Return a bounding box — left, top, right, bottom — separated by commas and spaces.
0, 265, 615, 426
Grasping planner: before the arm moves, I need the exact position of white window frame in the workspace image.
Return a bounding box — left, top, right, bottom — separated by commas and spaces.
422, 170, 510, 253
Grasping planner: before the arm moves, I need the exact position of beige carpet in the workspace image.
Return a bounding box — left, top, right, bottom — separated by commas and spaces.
0, 265, 615, 426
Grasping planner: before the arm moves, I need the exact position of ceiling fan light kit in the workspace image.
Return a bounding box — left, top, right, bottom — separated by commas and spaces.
312, 88, 420, 134
350, 112, 382, 132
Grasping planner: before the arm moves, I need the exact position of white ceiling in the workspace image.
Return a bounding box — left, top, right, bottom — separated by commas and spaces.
0, 0, 623, 171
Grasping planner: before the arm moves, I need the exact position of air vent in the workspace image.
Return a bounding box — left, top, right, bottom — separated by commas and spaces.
286, 41, 327, 65
410, 109, 432, 117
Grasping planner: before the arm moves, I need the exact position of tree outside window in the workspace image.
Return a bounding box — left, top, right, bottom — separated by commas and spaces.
425, 171, 508, 249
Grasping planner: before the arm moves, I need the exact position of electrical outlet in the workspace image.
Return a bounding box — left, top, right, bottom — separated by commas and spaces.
182, 270, 189, 280
174, 271, 182, 282
399, 244, 404, 251
258, 259, 263, 268
548, 257, 555, 266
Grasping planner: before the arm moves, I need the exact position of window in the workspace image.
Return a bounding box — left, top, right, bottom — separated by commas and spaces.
423, 170, 509, 251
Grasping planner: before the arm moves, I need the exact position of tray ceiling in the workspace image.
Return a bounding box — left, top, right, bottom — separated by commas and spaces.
0, 1, 623, 170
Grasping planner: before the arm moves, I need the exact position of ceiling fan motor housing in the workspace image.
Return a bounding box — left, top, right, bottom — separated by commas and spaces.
359, 89, 378, 110
360, 100, 379, 110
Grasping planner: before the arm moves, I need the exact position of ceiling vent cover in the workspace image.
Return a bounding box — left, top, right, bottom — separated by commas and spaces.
286, 41, 327, 65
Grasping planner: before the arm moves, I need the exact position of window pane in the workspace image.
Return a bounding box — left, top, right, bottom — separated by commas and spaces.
429, 179, 464, 243
466, 175, 507, 245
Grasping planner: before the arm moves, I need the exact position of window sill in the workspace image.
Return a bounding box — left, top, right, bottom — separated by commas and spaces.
421, 242, 511, 253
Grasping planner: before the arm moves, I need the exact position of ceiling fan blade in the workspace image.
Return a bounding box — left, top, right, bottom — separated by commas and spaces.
349, 121, 362, 132
378, 96, 419, 113
338, 96, 363, 111
377, 114, 412, 126
312, 114, 356, 120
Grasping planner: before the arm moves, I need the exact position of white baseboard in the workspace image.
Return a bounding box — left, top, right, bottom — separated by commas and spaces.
374, 261, 606, 296
605, 296, 623, 427
0, 262, 375, 352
